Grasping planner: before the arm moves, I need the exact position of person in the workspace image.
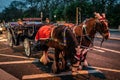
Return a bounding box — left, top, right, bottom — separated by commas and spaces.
45, 18, 50, 24
17, 18, 24, 25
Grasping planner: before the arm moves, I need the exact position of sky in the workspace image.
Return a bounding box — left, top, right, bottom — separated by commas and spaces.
0, 0, 21, 12
0, 0, 120, 12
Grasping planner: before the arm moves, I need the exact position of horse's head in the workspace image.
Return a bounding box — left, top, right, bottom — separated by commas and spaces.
94, 12, 110, 40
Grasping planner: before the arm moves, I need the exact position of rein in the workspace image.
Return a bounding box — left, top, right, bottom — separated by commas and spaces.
74, 19, 94, 48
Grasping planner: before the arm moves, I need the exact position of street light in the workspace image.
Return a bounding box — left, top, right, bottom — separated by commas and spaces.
54, 15, 56, 22
76, 7, 81, 25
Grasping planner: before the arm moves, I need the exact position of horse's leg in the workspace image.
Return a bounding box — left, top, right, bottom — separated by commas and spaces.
52, 49, 60, 73
40, 49, 50, 65
59, 51, 65, 71
83, 52, 88, 67
63, 50, 72, 71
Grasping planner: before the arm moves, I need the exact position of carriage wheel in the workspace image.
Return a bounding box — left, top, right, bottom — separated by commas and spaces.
27, 26, 34, 37
23, 38, 31, 57
7, 31, 13, 47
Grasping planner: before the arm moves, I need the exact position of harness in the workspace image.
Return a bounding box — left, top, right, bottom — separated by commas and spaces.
50, 26, 68, 47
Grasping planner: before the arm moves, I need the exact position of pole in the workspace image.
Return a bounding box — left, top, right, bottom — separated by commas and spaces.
79, 8, 81, 23
41, 12, 43, 22
76, 7, 78, 25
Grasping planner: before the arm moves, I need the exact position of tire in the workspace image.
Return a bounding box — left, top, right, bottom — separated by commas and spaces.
27, 26, 34, 37
23, 38, 31, 57
7, 31, 13, 47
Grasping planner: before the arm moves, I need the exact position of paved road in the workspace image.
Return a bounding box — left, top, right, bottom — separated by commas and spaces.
0, 32, 120, 80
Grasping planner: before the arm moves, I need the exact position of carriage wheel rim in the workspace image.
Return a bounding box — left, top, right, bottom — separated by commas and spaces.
7, 32, 13, 47
24, 39, 31, 56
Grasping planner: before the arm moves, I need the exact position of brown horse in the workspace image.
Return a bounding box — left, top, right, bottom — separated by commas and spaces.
35, 24, 80, 73
63, 12, 110, 70
73, 12, 110, 68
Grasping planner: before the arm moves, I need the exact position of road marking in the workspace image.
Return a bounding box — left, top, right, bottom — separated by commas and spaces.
94, 46, 120, 54
88, 66, 120, 73
0, 59, 39, 65
0, 53, 35, 60
0, 39, 7, 41
93, 48, 105, 52
22, 69, 101, 80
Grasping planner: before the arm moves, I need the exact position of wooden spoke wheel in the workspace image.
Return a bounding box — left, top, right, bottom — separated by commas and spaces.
7, 31, 13, 47
23, 38, 31, 57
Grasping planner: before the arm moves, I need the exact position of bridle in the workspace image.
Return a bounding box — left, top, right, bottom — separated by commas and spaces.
95, 18, 110, 46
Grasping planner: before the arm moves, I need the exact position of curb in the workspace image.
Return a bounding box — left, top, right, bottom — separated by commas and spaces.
110, 29, 120, 31
0, 68, 19, 80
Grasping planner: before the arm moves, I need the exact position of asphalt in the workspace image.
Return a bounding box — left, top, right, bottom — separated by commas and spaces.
0, 29, 119, 80
0, 68, 19, 80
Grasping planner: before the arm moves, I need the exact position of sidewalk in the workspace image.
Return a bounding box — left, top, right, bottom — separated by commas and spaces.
0, 68, 19, 80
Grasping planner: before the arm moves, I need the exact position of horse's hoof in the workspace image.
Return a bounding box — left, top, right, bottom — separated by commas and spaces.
72, 67, 78, 72
78, 65, 82, 70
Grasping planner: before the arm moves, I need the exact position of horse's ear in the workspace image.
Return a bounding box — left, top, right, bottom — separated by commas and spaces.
101, 13, 106, 18
94, 12, 102, 19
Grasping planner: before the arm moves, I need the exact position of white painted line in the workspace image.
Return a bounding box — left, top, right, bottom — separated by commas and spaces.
0, 59, 39, 65
89, 66, 120, 73
22, 70, 101, 80
93, 48, 105, 52
0, 53, 35, 60
94, 46, 120, 54
96, 36, 120, 40
0, 37, 3, 39
0, 39, 7, 41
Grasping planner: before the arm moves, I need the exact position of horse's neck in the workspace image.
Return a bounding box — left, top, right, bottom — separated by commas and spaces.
85, 18, 97, 38
75, 18, 97, 47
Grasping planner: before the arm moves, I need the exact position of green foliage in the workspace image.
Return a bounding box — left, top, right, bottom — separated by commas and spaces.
0, 0, 119, 28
